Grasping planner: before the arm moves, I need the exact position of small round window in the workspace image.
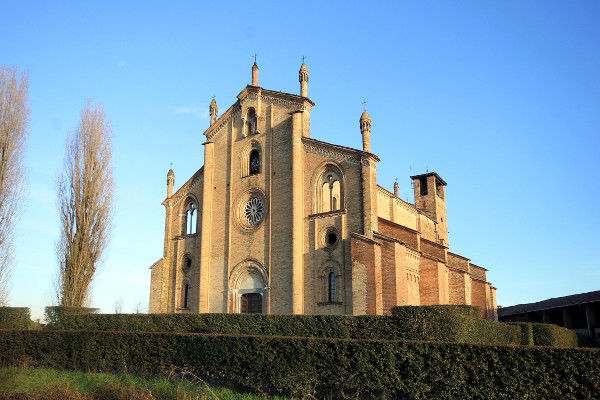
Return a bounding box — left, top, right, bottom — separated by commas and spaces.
326, 231, 337, 246
323, 227, 339, 248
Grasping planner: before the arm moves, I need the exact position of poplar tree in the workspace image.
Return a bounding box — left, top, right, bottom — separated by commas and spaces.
56, 100, 114, 307
0, 66, 29, 306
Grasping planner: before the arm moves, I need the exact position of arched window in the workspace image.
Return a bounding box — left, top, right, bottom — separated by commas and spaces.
249, 149, 260, 175
183, 283, 190, 309
241, 141, 262, 177
319, 167, 343, 213
244, 108, 257, 136
328, 272, 336, 303
319, 262, 342, 306
185, 202, 197, 235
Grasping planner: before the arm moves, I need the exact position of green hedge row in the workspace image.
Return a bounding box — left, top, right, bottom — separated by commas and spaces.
0, 307, 32, 329
508, 322, 581, 347
44, 305, 524, 345
0, 330, 598, 399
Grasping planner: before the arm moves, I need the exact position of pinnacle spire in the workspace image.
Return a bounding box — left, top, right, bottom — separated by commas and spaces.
299, 58, 309, 97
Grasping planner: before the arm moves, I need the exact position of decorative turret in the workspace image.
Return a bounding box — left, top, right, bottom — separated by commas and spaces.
394, 181, 399, 197
360, 109, 371, 152
209, 98, 218, 126
299, 62, 309, 97
167, 168, 175, 198
252, 61, 259, 86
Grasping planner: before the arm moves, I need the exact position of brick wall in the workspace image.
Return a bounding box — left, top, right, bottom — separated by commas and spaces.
378, 218, 419, 249
351, 233, 382, 315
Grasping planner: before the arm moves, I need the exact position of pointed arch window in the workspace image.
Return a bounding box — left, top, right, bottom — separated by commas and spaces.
319, 168, 343, 213
249, 149, 260, 175
185, 202, 197, 235
318, 262, 342, 306
328, 272, 336, 303
183, 283, 190, 309
241, 141, 262, 177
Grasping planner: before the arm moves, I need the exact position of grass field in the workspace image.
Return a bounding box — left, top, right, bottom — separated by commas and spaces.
0, 367, 291, 399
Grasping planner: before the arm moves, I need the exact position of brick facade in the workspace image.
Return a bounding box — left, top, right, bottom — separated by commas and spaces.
149, 63, 497, 319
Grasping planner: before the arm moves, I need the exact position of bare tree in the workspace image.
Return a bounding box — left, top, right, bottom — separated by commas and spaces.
114, 297, 123, 314
0, 66, 29, 306
56, 100, 114, 307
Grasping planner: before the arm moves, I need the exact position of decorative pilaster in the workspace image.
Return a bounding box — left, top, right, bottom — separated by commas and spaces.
199, 140, 215, 313
291, 110, 304, 314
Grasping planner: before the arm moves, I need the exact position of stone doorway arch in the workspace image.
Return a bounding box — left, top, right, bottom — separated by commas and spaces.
228, 260, 269, 313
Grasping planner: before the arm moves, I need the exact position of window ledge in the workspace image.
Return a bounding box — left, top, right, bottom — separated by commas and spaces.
317, 301, 343, 306
174, 233, 198, 241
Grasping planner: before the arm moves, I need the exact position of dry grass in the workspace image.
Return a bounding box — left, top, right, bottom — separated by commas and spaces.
0, 367, 289, 400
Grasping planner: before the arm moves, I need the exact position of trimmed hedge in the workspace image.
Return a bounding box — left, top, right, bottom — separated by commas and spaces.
44, 306, 99, 327
0, 330, 598, 399
0, 307, 31, 329
43, 305, 522, 345
508, 322, 583, 347
390, 305, 521, 344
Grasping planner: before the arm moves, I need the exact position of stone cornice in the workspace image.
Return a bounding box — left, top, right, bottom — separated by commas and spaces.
173, 233, 199, 241
377, 185, 419, 214
350, 231, 382, 246
149, 258, 163, 270
204, 86, 314, 141
204, 102, 241, 140
420, 252, 445, 263
308, 208, 347, 220
421, 237, 448, 250
303, 137, 379, 169
470, 263, 488, 272
163, 167, 204, 209
448, 251, 471, 262
378, 217, 420, 235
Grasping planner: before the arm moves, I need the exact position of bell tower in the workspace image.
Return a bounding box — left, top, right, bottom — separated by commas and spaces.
411, 172, 448, 246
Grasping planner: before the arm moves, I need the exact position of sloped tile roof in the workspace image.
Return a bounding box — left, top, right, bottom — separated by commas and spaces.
498, 290, 600, 316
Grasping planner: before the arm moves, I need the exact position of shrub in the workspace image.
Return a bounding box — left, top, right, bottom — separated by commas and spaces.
531, 322, 578, 347
0, 330, 598, 399
42, 306, 521, 345
44, 306, 99, 329
0, 307, 31, 329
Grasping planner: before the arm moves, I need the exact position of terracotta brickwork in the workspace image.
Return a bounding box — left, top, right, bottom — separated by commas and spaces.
148, 63, 498, 320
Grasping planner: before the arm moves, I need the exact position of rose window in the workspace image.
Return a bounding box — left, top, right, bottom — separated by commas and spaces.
244, 197, 264, 225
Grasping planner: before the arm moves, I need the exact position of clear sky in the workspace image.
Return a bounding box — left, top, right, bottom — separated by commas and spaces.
1, 1, 599, 320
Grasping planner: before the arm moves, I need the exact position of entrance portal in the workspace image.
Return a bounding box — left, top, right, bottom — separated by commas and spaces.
241, 293, 262, 314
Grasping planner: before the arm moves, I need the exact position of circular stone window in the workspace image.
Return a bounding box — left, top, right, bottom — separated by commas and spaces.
326, 231, 337, 246
244, 197, 264, 225
235, 188, 267, 232
322, 227, 340, 249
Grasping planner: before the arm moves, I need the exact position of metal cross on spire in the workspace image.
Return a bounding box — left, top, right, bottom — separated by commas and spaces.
363, 99, 368, 111
170, 162, 173, 169
253, 53, 258, 63
301, 55, 307, 63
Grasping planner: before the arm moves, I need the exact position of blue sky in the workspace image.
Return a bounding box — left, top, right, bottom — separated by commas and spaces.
1, 1, 599, 320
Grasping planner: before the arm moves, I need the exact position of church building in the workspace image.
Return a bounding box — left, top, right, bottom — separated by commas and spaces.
148, 62, 497, 319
